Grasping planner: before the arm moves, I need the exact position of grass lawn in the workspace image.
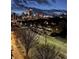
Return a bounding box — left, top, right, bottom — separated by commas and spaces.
38, 34, 67, 56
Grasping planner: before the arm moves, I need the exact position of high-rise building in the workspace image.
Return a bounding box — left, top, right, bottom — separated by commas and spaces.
11, 13, 17, 20
28, 9, 33, 16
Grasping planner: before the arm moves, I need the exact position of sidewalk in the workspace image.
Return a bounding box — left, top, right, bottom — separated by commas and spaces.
11, 32, 25, 59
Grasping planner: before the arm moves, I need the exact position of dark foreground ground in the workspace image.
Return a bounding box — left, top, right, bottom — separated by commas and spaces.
11, 17, 67, 59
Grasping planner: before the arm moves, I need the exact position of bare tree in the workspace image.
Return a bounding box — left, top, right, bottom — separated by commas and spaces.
31, 44, 60, 59
15, 28, 39, 59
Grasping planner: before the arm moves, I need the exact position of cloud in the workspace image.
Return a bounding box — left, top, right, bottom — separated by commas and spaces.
32, 0, 49, 4
27, 0, 56, 4
12, 0, 56, 6
11, 0, 56, 10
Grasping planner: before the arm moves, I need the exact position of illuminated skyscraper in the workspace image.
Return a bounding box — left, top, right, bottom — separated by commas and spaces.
28, 9, 33, 16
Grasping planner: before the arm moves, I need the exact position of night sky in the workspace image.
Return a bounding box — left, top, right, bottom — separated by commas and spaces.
11, 0, 67, 13
26, 0, 67, 10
